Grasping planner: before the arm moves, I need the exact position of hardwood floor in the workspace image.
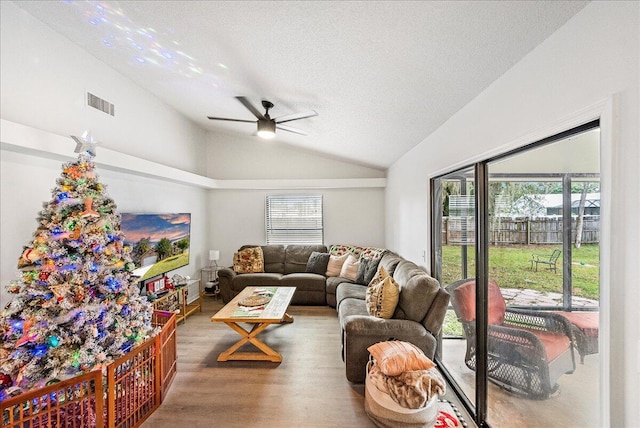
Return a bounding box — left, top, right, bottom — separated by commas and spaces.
143, 298, 376, 427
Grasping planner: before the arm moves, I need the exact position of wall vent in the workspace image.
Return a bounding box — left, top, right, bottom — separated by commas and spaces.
87, 92, 115, 116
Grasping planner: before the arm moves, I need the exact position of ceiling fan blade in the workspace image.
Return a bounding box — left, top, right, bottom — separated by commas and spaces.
275, 110, 318, 124
207, 116, 256, 123
236, 96, 265, 120
276, 124, 309, 136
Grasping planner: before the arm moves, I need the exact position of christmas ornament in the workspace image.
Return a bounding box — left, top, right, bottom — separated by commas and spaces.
80, 198, 100, 218
0, 373, 12, 387
32, 344, 49, 357
18, 248, 44, 270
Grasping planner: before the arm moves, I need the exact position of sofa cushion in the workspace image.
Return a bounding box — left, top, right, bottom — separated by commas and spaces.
285, 245, 328, 274
367, 341, 435, 376
262, 245, 286, 273
378, 252, 403, 277
233, 247, 264, 273
336, 282, 367, 308
392, 261, 440, 323
326, 275, 351, 294
326, 253, 349, 277
340, 254, 360, 281
338, 297, 369, 329
280, 272, 327, 292
231, 272, 284, 292
306, 251, 330, 275
366, 272, 399, 319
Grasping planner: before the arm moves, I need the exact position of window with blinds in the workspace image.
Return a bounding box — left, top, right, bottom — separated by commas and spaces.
265, 195, 323, 245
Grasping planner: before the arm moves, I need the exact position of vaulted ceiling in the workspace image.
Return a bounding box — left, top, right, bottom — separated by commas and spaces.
14, 1, 587, 169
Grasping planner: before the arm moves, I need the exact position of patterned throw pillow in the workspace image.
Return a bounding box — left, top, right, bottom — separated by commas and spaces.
329, 245, 386, 260
233, 247, 264, 274
367, 340, 436, 376
366, 266, 399, 319
368, 266, 388, 288
329, 244, 363, 257
359, 247, 386, 260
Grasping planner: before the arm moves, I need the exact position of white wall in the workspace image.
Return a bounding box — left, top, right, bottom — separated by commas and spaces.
0, 2, 210, 305
206, 130, 385, 179
208, 187, 385, 267
0, 2, 206, 175
205, 122, 387, 267
386, 2, 639, 426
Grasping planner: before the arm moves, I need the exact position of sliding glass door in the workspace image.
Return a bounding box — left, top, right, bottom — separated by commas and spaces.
432, 165, 477, 410
434, 122, 601, 427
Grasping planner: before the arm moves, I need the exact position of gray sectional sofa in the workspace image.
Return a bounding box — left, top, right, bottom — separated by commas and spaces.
217, 244, 450, 383
218, 244, 328, 305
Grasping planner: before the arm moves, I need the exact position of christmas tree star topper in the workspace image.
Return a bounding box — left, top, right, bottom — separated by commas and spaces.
71, 131, 99, 157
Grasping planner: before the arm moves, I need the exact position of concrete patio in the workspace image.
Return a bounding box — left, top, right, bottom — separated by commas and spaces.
501, 287, 599, 308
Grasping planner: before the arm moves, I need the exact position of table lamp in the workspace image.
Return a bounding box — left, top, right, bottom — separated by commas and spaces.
209, 250, 220, 269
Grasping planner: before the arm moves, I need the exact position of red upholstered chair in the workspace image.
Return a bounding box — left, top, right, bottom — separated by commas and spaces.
446, 279, 576, 399
552, 311, 599, 363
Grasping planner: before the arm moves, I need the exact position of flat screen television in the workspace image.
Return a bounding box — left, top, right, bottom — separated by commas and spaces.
120, 213, 191, 282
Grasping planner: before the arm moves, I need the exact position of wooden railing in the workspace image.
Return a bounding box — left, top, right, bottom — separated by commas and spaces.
1, 311, 176, 428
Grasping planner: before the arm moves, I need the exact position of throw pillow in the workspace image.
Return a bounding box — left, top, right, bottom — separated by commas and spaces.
369, 265, 389, 286
233, 247, 264, 274
339, 254, 360, 281
356, 256, 381, 285
325, 253, 349, 277
366, 275, 400, 319
305, 251, 330, 275
367, 341, 436, 377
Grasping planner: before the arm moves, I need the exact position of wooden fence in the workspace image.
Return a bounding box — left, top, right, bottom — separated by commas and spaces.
442, 215, 600, 245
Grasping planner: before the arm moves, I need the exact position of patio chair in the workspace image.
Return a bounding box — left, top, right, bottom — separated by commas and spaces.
446, 278, 576, 399
530, 249, 561, 273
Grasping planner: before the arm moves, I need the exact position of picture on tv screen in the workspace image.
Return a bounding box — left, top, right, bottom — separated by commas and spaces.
120, 213, 191, 282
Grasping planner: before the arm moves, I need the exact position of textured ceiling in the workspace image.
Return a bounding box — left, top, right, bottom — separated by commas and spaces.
13, 1, 587, 170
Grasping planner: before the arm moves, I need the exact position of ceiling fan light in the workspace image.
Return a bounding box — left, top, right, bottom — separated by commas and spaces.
257, 129, 275, 139
257, 119, 276, 139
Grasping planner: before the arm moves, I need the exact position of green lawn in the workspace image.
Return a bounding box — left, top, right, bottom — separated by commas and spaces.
441, 244, 599, 337
442, 244, 600, 300
139, 252, 190, 281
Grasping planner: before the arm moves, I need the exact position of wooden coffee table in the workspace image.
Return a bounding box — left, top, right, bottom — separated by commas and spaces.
210, 286, 296, 362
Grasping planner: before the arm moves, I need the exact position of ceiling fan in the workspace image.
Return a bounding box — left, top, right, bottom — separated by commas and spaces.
207, 96, 317, 139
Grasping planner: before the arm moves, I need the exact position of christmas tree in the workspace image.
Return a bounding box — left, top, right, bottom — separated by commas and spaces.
0, 133, 156, 400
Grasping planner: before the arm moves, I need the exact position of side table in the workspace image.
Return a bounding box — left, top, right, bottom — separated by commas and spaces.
201, 267, 221, 299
